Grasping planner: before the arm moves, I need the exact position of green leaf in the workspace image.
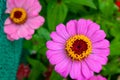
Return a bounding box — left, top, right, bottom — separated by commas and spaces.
50, 70, 63, 80
37, 27, 50, 41
110, 38, 120, 56
98, 0, 116, 18
110, 21, 120, 39
101, 56, 120, 76
47, 0, 68, 31
27, 57, 46, 80
66, 3, 87, 13
64, 0, 96, 9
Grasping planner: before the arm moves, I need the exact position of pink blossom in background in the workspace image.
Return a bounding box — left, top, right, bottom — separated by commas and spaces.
74, 75, 107, 80
88, 75, 107, 80
46, 19, 110, 80
4, 0, 44, 41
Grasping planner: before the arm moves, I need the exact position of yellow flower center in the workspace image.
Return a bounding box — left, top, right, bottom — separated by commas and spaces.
65, 35, 92, 61
10, 8, 27, 24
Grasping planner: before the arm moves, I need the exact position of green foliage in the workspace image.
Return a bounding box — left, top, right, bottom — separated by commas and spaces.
47, 0, 68, 31
98, 0, 117, 18
27, 56, 46, 80
64, 0, 96, 9
22, 0, 120, 80
50, 70, 63, 80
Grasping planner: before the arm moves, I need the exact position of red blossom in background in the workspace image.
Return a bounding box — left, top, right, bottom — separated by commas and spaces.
116, 0, 120, 11
17, 64, 30, 80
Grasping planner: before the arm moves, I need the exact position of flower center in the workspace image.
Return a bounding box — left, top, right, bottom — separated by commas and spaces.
10, 8, 27, 24
65, 35, 92, 61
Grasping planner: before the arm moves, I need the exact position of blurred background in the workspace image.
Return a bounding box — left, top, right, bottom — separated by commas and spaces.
17, 0, 120, 80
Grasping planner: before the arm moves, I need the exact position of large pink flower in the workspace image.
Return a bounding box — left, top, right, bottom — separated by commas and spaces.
46, 19, 110, 80
4, 0, 45, 41
88, 75, 107, 80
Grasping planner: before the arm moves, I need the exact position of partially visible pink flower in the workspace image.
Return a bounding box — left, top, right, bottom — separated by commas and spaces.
17, 64, 30, 80
46, 19, 110, 80
4, 0, 45, 41
74, 75, 107, 80
88, 75, 107, 80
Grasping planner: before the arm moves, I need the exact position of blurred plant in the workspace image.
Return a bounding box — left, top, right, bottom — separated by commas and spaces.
17, 64, 30, 80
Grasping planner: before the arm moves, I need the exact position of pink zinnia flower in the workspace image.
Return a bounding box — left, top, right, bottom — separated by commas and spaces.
4, 0, 44, 41
46, 19, 110, 80
88, 75, 107, 80
17, 64, 30, 80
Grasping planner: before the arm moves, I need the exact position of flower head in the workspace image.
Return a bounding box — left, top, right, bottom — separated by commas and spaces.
4, 0, 45, 41
17, 64, 30, 80
88, 75, 107, 80
46, 19, 110, 80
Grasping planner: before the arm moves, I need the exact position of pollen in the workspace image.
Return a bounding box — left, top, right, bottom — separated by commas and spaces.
10, 8, 27, 24
65, 35, 92, 61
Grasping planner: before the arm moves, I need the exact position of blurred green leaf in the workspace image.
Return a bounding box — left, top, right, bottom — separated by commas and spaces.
47, 0, 68, 31
66, 3, 87, 14
37, 27, 50, 41
27, 57, 46, 80
110, 38, 120, 56
110, 21, 120, 39
98, 0, 116, 18
64, 0, 96, 9
101, 56, 120, 76
50, 70, 63, 80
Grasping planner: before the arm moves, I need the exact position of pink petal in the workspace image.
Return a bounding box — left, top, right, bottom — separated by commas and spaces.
91, 30, 106, 43
27, 1, 42, 17
92, 48, 110, 56
14, 0, 26, 7
66, 20, 77, 36
55, 57, 72, 78
46, 50, 66, 65
46, 50, 65, 60
93, 39, 110, 49
86, 23, 100, 38
6, 0, 16, 13
25, 35, 32, 40
85, 58, 102, 73
88, 54, 108, 65
25, 24, 35, 35
56, 24, 70, 40
97, 75, 107, 80
4, 23, 18, 35
86, 20, 93, 26
27, 16, 44, 29
7, 35, 14, 41
17, 25, 29, 38
81, 61, 93, 79
10, 33, 19, 40
70, 61, 82, 79
50, 32, 66, 44
22, 0, 35, 10
46, 41, 65, 50
4, 18, 12, 25
76, 63, 85, 80
77, 19, 87, 35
